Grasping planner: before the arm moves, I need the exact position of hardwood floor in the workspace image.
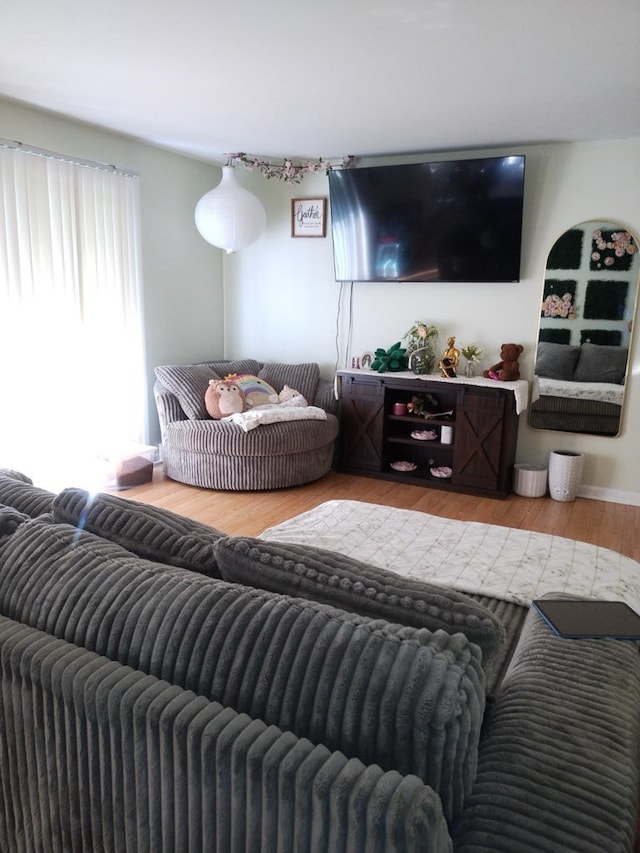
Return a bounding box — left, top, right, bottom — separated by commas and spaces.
114, 467, 640, 561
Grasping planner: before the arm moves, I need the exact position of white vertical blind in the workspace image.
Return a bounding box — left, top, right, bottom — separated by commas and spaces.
0, 145, 147, 490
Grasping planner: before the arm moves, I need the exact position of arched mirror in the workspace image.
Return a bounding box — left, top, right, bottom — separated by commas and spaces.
529, 220, 639, 436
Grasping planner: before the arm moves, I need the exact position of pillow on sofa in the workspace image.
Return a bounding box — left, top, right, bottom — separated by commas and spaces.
258, 363, 320, 405
155, 360, 264, 419
203, 359, 261, 379
0, 469, 55, 518
535, 341, 581, 380
0, 505, 29, 545
0, 515, 485, 823
52, 487, 224, 577
0, 468, 32, 484
214, 535, 507, 682
223, 374, 279, 408
155, 364, 220, 419
573, 343, 628, 384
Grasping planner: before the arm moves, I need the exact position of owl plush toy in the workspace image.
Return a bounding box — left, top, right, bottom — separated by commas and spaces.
204, 380, 247, 419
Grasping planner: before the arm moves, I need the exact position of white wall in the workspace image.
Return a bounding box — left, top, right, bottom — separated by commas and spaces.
224, 140, 640, 503
1, 97, 224, 446
2, 99, 638, 501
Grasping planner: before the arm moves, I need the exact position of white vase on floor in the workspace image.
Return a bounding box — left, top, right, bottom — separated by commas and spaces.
548, 450, 584, 502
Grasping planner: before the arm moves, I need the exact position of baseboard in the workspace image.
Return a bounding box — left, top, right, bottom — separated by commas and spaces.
577, 485, 640, 507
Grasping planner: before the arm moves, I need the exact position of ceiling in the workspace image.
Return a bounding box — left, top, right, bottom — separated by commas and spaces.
1, 0, 639, 164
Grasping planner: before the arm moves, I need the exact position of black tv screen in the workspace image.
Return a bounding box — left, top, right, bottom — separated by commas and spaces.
328, 155, 525, 283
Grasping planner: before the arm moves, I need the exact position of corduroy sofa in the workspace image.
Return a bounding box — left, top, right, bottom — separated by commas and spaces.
0, 468, 638, 853
153, 359, 339, 490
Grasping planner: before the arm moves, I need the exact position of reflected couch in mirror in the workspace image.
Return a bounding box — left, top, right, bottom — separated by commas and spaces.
529, 221, 639, 436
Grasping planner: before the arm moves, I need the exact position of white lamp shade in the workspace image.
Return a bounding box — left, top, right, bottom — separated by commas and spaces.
195, 165, 266, 253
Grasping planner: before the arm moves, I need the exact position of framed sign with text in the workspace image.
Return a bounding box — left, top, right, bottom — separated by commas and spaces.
291, 197, 327, 238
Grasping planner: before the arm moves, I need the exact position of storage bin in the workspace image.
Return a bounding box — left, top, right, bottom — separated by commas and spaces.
513, 463, 548, 497
106, 445, 156, 489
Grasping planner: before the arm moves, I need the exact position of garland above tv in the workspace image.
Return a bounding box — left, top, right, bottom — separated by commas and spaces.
328, 155, 526, 283
226, 152, 355, 184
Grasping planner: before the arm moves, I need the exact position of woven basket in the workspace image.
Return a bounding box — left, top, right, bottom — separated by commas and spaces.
548, 450, 584, 502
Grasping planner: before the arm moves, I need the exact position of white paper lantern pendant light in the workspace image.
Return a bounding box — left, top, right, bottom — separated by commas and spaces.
195, 165, 266, 253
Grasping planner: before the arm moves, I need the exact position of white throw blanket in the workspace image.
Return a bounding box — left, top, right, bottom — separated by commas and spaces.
260, 499, 640, 612
532, 376, 624, 405
225, 401, 327, 432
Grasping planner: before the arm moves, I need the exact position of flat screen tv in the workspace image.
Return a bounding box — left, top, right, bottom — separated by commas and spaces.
328, 155, 525, 283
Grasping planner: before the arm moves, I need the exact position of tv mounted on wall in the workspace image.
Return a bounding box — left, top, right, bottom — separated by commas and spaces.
328, 155, 525, 283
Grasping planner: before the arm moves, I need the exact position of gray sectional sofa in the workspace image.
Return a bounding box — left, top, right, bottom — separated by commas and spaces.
0, 468, 638, 852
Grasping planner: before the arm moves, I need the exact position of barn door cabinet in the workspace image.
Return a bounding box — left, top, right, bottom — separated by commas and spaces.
337, 370, 522, 498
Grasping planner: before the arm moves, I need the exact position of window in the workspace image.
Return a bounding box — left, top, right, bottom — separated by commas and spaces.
0, 142, 147, 491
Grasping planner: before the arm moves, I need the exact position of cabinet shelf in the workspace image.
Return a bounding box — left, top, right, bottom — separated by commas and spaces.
387, 414, 454, 425
383, 465, 454, 488
337, 371, 520, 499
385, 415, 455, 429
386, 437, 448, 451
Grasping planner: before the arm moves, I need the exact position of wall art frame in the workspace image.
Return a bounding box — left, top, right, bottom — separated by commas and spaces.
291, 197, 327, 238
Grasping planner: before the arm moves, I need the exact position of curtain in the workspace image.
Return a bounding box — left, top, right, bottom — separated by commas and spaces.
0, 145, 147, 491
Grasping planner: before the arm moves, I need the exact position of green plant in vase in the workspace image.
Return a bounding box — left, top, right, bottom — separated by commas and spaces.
403, 321, 439, 373
460, 343, 483, 377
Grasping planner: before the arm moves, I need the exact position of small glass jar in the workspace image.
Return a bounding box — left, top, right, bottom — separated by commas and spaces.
413, 355, 427, 375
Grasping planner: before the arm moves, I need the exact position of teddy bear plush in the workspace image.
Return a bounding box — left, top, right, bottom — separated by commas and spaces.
204, 379, 247, 419
483, 343, 524, 382
278, 385, 307, 405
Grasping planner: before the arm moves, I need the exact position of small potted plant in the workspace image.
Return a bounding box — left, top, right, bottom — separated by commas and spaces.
460, 343, 483, 377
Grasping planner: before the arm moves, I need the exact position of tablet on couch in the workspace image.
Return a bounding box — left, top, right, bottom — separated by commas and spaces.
531, 598, 640, 639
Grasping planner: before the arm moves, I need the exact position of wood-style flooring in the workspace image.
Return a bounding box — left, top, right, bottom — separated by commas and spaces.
113, 468, 640, 561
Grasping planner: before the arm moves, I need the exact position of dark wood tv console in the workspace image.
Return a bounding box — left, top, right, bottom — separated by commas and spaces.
337, 370, 526, 499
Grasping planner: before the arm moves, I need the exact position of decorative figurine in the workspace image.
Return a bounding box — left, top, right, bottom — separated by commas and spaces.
439, 336, 460, 378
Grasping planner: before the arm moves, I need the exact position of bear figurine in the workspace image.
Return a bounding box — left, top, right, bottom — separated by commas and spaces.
205, 380, 247, 419
483, 343, 524, 382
